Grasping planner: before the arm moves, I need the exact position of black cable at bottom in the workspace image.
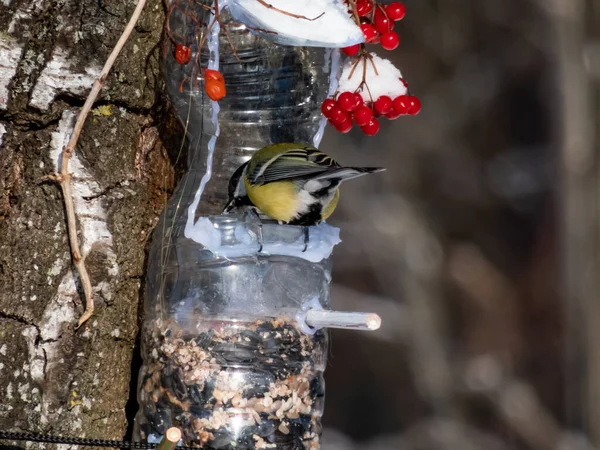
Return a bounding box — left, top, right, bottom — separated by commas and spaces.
0, 431, 197, 449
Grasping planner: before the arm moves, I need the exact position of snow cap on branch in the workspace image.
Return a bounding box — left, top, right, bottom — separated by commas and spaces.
338, 53, 408, 100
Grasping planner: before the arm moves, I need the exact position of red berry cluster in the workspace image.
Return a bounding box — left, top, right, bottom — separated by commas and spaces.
343, 1, 406, 56
321, 88, 421, 136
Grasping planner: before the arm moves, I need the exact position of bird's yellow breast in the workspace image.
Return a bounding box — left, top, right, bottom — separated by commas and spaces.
245, 178, 299, 223
321, 188, 340, 220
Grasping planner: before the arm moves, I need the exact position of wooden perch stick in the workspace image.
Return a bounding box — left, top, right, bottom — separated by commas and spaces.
57, 0, 147, 329
156, 427, 182, 450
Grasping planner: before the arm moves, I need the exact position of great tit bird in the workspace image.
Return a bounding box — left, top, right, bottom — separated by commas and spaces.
223, 143, 385, 227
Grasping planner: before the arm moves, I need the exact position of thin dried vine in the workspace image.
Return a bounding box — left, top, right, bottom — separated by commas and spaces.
52, 0, 148, 328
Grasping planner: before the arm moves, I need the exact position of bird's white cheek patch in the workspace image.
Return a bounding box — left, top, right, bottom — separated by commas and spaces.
303, 179, 327, 193
296, 189, 316, 216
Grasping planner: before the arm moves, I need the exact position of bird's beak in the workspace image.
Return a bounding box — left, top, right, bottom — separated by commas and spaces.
223, 199, 235, 214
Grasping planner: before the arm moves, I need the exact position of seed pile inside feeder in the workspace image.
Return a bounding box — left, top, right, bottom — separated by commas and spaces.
137, 317, 327, 450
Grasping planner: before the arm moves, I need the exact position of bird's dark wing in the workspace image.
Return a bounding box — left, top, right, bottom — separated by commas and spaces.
248, 148, 341, 185
227, 160, 249, 199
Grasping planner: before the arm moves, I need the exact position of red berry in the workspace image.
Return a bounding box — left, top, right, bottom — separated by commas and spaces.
386, 2, 406, 21
356, 0, 372, 17
374, 8, 393, 34
321, 98, 338, 118
407, 96, 422, 115
385, 108, 402, 120
380, 31, 400, 50
205, 69, 225, 84
360, 23, 379, 43
342, 44, 360, 57
338, 91, 361, 112
330, 107, 350, 125
174, 44, 192, 65
360, 117, 380, 136
205, 80, 226, 101
353, 105, 373, 126
392, 95, 411, 114
374, 95, 393, 115
334, 118, 353, 134
354, 92, 364, 107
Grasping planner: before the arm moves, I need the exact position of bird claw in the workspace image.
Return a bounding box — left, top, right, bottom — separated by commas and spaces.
302, 226, 309, 253
257, 225, 264, 253
243, 209, 264, 254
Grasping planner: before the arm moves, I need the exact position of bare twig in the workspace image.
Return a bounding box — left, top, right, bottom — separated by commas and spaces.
255, 0, 325, 21
220, 21, 241, 63
56, 0, 148, 329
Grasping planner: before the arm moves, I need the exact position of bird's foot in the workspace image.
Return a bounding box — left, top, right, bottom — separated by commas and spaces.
243, 209, 264, 253
302, 226, 309, 253
257, 224, 264, 253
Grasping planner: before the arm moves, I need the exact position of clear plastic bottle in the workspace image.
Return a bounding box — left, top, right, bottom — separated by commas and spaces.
134, 2, 333, 449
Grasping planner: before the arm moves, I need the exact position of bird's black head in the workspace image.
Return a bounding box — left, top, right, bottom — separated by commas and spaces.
223, 161, 252, 213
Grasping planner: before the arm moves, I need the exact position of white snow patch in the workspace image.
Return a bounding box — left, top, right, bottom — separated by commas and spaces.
110, 328, 120, 338
0, 122, 6, 147
71, 415, 82, 431
30, 47, 101, 111
18, 382, 29, 401
338, 53, 408, 101
0, 362, 4, 372
228, 0, 364, 47
0, 344, 6, 355
0, 41, 23, 110
39, 275, 77, 341
55, 445, 76, 450
21, 326, 45, 382
7, 0, 44, 36
49, 258, 64, 276
2, 0, 13, 7
186, 217, 341, 263
6, 382, 13, 399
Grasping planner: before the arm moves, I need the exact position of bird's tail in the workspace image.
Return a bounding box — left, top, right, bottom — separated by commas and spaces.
314, 166, 386, 182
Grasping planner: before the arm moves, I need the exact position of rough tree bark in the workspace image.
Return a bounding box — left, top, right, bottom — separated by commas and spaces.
0, 0, 175, 442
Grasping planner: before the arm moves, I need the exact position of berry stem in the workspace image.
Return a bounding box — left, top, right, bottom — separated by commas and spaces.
375, 3, 391, 23
347, 0, 361, 25
365, 52, 379, 76
360, 57, 374, 103
347, 54, 363, 80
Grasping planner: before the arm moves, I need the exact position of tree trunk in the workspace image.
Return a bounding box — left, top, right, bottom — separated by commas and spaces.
0, 0, 172, 441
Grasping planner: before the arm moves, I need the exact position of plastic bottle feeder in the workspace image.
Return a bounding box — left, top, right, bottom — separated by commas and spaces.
134, 2, 380, 448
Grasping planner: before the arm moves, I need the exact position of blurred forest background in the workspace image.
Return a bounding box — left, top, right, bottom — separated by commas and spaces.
320, 0, 600, 449
0, 0, 598, 449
